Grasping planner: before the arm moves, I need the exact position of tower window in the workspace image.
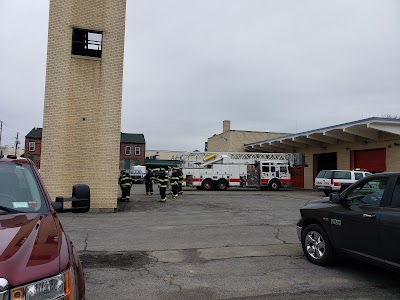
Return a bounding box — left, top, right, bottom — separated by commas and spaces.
72, 28, 102, 58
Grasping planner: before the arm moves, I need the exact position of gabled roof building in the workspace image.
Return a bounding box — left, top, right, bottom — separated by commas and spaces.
244, 117, 400, 189
25, 128, 146, 171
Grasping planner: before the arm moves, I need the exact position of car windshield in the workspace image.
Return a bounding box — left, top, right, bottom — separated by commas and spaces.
0, 162, 48, 213
130, 170, 142, 174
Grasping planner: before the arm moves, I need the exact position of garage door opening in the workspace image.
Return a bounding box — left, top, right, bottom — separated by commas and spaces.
314, 152, 337, 179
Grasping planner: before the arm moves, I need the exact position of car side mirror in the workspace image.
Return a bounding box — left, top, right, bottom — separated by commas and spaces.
52, 184, 90, 213
329, 193, 341, 204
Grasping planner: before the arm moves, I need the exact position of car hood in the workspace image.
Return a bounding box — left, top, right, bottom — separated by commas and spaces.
303, 197, 339, 210
0, 213, 61, 287
305, 197, 330, 205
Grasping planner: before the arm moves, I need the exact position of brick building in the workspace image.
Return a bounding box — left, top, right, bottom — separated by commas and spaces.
207, 120, 287, 152
25, 129, 144, 172
25, 128, 42, 169
119, 133, 145, 170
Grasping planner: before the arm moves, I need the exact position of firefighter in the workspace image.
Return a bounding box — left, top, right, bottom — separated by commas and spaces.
119, 170, 133, 201
145, 169, 154, 195
177, 167, 183, 196
170, 167, 179, 198
158, 167, 168, 202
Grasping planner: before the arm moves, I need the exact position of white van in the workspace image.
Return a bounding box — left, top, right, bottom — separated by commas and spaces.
314, 169, 372, 196
132, 165, 146, 174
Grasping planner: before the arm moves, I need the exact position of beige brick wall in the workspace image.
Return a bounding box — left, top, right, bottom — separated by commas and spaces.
302, 148, 314, 190
208, 131, 287, 152
41, 0, 126, 209
207, 132, 232, 152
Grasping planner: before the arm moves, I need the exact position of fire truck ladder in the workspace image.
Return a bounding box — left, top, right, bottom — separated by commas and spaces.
180, 152, 296, 168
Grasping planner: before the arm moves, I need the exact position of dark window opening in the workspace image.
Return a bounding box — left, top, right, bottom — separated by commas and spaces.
72, 28, 102, 58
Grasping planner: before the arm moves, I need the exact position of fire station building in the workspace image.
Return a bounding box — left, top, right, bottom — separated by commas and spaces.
209, 118, 400, 190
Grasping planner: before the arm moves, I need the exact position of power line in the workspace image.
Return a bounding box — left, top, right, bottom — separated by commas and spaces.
0, 121, 26, 147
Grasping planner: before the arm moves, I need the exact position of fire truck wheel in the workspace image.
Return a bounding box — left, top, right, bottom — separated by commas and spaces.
269, 179, 281, 191
216, 179, 228, 191
202, 179, 214, 191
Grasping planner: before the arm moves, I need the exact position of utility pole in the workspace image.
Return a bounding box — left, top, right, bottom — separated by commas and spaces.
14, 132, 19, 156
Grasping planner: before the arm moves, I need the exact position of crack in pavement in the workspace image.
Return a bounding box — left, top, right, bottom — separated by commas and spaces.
274, 228, 288, 244
84, 233, 89, 251
78, 243, 302, 270
166, 275, 183, 292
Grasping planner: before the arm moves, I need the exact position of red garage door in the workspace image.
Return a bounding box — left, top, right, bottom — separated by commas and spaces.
353, 148, 386, 173
290, 167, 304, 188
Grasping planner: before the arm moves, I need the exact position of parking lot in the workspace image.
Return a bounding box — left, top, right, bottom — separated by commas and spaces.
59, 188, 400, 300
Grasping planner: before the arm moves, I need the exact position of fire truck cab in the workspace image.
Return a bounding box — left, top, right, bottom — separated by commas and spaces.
247, 160, 291, 191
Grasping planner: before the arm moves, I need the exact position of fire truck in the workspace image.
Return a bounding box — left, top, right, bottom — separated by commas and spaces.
180, 152, 300, 191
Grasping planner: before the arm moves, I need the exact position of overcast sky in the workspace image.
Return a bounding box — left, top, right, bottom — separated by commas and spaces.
0, 0, 399, 151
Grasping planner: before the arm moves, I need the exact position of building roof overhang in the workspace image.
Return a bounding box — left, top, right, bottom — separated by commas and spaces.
244, 117, 400, 152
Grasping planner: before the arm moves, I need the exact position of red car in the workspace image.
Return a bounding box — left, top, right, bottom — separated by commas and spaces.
0, 154, 90, 300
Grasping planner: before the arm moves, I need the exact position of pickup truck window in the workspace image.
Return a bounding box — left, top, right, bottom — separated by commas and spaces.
346, 177, 389, 206
0, 163, 47, 213
390, 177, 400, 208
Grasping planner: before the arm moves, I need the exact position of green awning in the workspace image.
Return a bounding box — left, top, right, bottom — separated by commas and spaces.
144, 159, 180, 168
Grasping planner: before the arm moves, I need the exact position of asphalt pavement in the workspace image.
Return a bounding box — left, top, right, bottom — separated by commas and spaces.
58, 186, 400, 300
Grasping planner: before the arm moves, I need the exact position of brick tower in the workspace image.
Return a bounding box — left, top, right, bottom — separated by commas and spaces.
41, 0, 126, 210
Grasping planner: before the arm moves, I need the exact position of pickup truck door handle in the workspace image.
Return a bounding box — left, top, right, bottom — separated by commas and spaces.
362, 213, 376, 219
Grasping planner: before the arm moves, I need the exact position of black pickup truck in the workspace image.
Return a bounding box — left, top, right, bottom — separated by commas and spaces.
297, 172, 400, 270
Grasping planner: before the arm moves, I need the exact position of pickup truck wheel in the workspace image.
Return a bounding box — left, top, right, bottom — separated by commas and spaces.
301, 224, 334, 266
202, 179, 214, 191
